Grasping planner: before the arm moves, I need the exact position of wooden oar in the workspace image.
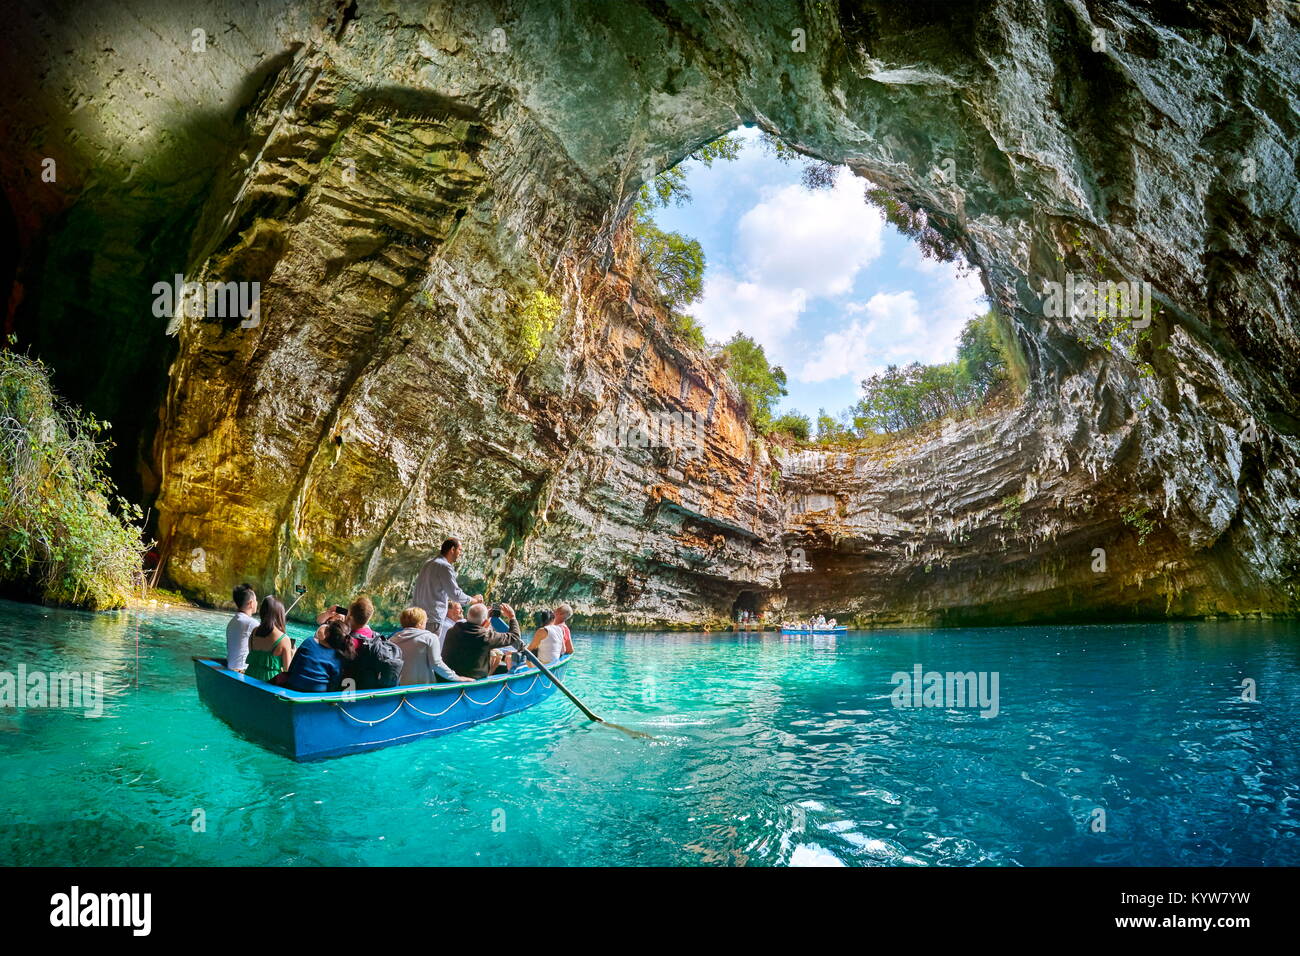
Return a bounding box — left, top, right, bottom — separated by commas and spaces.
509, 635, 655, 740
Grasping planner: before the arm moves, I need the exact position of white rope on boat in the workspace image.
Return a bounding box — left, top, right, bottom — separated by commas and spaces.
350, 716, 497, 750
332, 667, 554, 724
334, 698, 405, 726
504, 674, 541, 696
402, 690, 465, 719
462, 683, 507, 706
514, 665, 556, 689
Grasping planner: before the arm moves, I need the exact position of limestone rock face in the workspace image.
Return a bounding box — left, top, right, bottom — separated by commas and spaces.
3, 0, 1298, 625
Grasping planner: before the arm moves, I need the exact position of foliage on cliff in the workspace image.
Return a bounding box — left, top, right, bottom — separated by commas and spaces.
717, 333, 788, 433
0, 346, 144, 608
513, 290, 561, 363
628, 131, 842, 358
631, 135, 739, 326
863, 187, 962, 263
799, 311, 1027, 445
851, 311, 1012, 433
636, 222, 705, 314
769, 410, 812, 441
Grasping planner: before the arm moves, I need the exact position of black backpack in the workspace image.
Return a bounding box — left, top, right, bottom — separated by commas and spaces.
354, 635, 404, 690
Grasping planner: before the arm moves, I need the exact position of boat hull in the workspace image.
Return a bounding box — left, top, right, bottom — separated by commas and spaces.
193, 656, 571, 761
780, 626, 849, 635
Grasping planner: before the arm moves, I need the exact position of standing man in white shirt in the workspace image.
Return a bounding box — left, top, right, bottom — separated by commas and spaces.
225, 582, 258, 673
413, 537, 483, 629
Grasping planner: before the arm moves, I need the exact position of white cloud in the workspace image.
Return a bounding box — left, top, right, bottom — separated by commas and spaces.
685, 165, 885, 366
798, 291, 921, 383
796, 267, 988, 383
736, 169, 885, 297
689, 272, 807, 353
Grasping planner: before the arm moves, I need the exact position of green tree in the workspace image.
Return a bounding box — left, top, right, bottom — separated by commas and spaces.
815, 409, 853, 443
0, 347, 144, 608
719, 333, 787, 432
849, 312, 1023, 436
632, 135, 741, 318
956, 311, 1005, 395
636, 221, 704, 312
769, 411, 811, 441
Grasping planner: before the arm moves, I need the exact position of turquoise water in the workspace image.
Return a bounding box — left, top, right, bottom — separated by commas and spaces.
0, 598, 1296, 866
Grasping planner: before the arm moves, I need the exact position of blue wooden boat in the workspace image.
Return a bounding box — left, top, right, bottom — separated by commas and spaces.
780, 625, 848, 635
193, 655, 571, 761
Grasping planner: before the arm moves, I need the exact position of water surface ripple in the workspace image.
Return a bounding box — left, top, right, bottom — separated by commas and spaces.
0, 601, 1295, 866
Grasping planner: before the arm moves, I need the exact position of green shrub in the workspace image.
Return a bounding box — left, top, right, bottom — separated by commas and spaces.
671, 311, 708, 349
0, 347, 144, 608
769, 411, 811, 441
514, 290, 561, 363
1000, 494, 1022, 530
1121, 505, 1157, 545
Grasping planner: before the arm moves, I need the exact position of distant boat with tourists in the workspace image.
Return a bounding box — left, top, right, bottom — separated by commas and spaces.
780, 625, 849, 636
193, 655, 572, 761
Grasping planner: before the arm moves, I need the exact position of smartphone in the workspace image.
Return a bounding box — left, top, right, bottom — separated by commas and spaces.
333, 605, 347, 615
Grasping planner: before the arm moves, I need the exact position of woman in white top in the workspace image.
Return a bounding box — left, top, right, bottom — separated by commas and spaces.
526, 604, 575, 665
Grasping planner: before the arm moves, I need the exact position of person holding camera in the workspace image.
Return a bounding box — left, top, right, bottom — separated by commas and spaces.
441, 602, 521, 680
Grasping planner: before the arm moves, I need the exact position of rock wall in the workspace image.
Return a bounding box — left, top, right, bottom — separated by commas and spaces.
2, 0, 1297, 624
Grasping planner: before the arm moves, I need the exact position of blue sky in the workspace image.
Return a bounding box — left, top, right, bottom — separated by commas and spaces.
652, 127, 988, 421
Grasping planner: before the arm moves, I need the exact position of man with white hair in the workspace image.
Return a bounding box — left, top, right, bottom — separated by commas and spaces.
441, 601, 521, 680
437, 600, 463, 649
526, 603, 575, 665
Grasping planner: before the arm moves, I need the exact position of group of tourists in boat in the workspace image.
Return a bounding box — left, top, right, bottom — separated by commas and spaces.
222, 537, 574, 693
777, 613, 844, 634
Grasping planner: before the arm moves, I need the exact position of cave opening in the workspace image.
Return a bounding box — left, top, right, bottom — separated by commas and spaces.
731, 589, 760, 622
634, 124, 1018, 449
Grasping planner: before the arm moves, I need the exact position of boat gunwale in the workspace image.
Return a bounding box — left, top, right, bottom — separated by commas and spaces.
192, 655, 571, 705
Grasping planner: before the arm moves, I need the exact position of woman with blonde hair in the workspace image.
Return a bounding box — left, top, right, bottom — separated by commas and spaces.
389, 606, 472, 685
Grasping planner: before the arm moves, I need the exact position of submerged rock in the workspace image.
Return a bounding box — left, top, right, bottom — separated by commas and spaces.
2, 0, 1297, 625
